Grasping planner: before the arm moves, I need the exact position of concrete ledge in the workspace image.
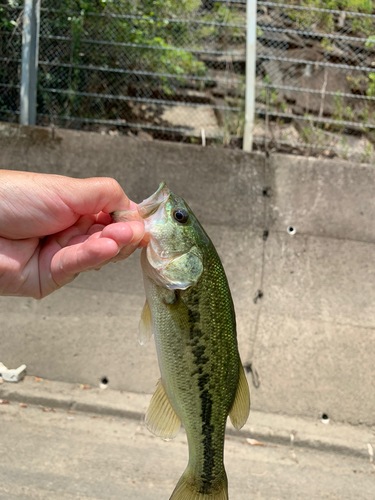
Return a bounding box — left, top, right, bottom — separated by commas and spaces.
0, 376, 150, 421
1, 377, 373, 461
2, 122, 375, 425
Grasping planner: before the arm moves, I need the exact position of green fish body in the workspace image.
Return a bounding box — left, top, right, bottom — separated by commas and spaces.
112, 183, 250, 500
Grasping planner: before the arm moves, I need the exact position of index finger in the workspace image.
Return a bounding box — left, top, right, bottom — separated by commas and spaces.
53, 176, 131, 216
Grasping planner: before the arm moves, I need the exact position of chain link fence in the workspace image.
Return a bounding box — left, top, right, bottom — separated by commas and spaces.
255, 1, 375, 162
36, 0, 246, 143
0, 1, 23, 123
1, 1, 375, 160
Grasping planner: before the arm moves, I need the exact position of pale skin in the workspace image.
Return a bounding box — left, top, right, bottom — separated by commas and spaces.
0, 170, 145, 299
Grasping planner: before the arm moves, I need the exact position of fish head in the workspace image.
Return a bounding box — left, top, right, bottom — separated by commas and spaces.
146, 184, 197, 254
112, 182, 207, 290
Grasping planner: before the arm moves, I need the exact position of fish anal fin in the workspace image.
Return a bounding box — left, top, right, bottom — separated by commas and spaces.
229, 364, 250, 430
145, 379, 181, 440
139, 300, 153, 346
170, 468, 228, 500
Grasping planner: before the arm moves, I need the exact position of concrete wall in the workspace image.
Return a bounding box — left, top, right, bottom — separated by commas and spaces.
0, 123, 374, 426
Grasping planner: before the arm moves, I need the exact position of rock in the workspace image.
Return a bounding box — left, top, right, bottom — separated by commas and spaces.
257, 14, 278, 28
325, 41, 359, 66
339, 134, 374, 163
253, 120, 301, 147
282, 66, 353, 116
210, 70, 242, 98
199, 46, 246, 65
136, 130, 153, 141
337, 11, 346, 28
293, 120, 374, 162
286, 32, 306, 49
161, 104, 220, 137
258, 29, 290, 46
279, 46, 325, 69
262, 60, 284, 87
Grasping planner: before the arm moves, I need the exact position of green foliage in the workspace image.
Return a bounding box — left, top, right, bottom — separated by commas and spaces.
260, 75, 278, 106
365, 35, 375, 48
367, 73, 375, 97
301, 124, 313, 144
0, 1, 22, 31
199, 3, 245, 45
361, 106, 370, 123
288, 0, 372, 13
360, 141, 373, 163
320, 38, 334, 52
333, 92, 344, 122
37, 0, 211, 119
350, 72, 375, 100
0, 12, 16, 30
279, 101, 287, 113
287, 0, 374, 35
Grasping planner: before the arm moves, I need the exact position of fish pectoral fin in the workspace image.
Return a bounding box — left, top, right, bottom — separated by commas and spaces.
145, 379, 181, 440
162, 250, 203, 290
229, 364, 250, 430
139, 300, 153, 346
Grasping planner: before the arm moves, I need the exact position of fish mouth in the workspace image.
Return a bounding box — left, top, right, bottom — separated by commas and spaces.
111, 181, 170, 222
138, 181, 170, 219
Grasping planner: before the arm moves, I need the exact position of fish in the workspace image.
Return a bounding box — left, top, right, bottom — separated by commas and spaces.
112, 182, 250, 500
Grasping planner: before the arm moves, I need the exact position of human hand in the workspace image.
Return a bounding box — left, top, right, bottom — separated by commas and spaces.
0, 170, 145, 299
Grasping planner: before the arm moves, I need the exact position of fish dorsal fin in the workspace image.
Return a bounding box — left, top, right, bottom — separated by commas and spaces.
229, 364, 250, 430
145, 379, 181, 440
139, 300, 153, 345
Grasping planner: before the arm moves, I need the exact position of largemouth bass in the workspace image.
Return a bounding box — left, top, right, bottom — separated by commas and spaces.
112, 182, 250, 500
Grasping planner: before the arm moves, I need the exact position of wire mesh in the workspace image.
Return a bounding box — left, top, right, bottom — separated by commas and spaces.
0, 1, 23, 123
36, 0, 246, 141
256, 1, 375, 161
2, 1, 375, 158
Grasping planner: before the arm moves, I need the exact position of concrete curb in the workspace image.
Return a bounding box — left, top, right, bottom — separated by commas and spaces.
1, 377, 374, 461
0, 377, 150, 421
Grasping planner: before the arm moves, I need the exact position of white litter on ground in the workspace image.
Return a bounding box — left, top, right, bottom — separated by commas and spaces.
0, 362, 27, 382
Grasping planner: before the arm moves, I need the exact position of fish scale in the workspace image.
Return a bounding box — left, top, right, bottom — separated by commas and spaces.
146, 248, 239, 492
112, 182, 250, 500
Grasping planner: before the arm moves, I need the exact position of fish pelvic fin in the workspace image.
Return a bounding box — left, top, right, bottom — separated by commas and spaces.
229, 363, 250, 430
145, 379, 181, 440
170, 468, 228, 500
139, 300, 153, 345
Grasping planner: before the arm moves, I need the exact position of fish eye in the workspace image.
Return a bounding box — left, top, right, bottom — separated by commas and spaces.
173, 208, 189, 224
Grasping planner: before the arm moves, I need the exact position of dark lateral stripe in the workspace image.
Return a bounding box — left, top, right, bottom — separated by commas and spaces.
187, 299, 215, 490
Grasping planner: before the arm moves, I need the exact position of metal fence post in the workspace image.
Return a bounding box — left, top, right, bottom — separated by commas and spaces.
20, 0, 40, 126
243, 0, 257, 152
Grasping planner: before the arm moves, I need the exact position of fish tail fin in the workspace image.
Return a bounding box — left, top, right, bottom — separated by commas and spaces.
170, 468, 228, 500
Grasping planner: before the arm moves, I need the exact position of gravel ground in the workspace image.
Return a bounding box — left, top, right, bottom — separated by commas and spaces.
1, 398, 375, 500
